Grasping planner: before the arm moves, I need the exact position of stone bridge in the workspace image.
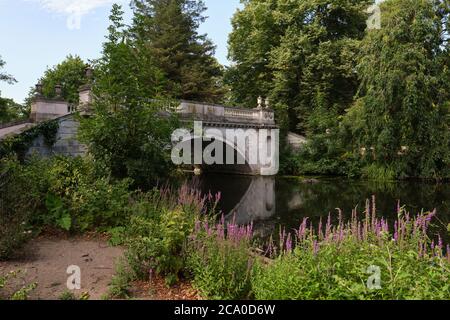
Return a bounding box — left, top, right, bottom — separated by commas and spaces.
0, 82, 279, 176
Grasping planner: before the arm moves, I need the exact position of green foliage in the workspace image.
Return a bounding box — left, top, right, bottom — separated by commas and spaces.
1, 155, 133, 237
0, 55, 16, 85
361, 164, 396, 182
252, 239, 450, 300
125, 205, 197, 284
0, 120, 59, 159
351, 0, 450, 179
252, 203, 450, 300
108, 258, 134, 299
228, 0, 450, 180
186, 234, 254, 300
131, 0, 224, 102
10, 282, 37, 300
0, 98, 28, 124
226, 0, 370, 132
0, 156, 45, 259
27, 55, 88, 105
58, 290, 77, 300
45, 194, 71, 231
43, 156, 133, 232
118, 185, 211, 286
79, 4, 180, 190
0, 270, 37, 300
0, 54, 27, 122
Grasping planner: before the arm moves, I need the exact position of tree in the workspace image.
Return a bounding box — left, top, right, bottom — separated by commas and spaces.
0, 56, 15, 85
0, 98, 28, 124
0, 56, 25, 123
348, 0, 450, 178
79, 4, 179, 189
31, 55, 88, 105
130, 0, 224, 102
226, 0, 371, 133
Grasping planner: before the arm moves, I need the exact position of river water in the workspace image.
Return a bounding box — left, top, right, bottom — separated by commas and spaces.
192, 174, 450, 241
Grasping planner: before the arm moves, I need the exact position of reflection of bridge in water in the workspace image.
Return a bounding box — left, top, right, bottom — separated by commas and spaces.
226, 176, 276, 225
197, 174, 279, 238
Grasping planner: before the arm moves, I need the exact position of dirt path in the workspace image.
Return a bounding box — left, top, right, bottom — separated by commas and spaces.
0, 236, 124, 300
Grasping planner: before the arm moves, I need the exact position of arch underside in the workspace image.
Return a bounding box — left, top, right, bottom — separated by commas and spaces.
181, 137, 257, 175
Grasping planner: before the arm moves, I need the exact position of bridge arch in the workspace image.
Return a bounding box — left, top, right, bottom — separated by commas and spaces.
174, 128, 259, 175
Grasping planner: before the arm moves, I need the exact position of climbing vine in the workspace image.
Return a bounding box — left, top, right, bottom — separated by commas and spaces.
0, 120, 59, 160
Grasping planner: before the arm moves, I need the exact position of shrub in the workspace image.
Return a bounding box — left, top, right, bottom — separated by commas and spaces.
0, 156, 47, 259
108, 258, 134, 299
68, 177, 132, 231
186, 217, 255, 300
1, 155, 134, 241
362, 163, 396, 182
123, 186, 210, 286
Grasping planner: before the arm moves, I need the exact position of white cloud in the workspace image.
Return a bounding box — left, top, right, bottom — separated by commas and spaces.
27, 0, 127, 30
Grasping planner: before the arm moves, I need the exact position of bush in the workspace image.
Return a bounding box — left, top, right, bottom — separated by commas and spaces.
0, 156, 47, 259
1, 155, 134, 242
186, 218, 255, 300
123, 186, 208, 286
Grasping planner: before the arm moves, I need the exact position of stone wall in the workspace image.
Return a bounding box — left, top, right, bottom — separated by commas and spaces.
30, 97, 70, 123
27, 114, 87, 157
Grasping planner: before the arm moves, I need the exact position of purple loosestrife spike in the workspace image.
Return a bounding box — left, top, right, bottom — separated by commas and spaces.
313, 240, 319, 255
438, 235, 443, 250
318, 217, 323, 240
286, 233, 292, 253
326, 214, 331, 240
394, 221, 398, 242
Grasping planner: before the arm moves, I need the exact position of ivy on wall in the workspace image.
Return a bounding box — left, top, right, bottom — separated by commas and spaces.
0, 120, 59, 160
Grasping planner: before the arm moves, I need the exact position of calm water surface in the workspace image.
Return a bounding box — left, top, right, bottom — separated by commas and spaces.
191, 174, 450, 240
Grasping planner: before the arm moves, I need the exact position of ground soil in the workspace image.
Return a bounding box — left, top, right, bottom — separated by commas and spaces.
0, 234, 124, 300
0, 233, 200, 300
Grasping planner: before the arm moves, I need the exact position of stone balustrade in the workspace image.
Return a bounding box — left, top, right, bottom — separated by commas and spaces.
177, 101, 276, 127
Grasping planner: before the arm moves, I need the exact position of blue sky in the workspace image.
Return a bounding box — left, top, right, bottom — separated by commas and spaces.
0, 0, 242, 103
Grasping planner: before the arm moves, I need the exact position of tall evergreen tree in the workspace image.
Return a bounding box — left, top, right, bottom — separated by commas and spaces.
130, 0, 224, 102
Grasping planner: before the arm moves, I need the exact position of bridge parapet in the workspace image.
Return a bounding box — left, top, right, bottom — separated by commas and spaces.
177, 101, 276, 127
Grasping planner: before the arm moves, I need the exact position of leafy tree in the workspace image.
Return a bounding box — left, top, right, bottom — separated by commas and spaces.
0, 56, 25, 123
79, 4, 179, 190
0, 98, 28, 124
0, 56, 15, 85
226, 0, 371, 133
29, 55, 88, 105
347, 0, 450, 178
130, 0, 224, 102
